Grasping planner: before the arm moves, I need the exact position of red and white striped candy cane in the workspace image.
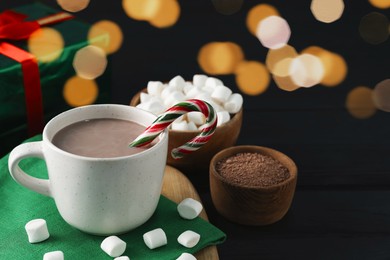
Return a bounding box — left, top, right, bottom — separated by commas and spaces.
129, 99, 217, 159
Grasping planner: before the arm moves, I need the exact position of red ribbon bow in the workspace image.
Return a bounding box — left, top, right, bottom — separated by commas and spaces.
0, 9, 73, 136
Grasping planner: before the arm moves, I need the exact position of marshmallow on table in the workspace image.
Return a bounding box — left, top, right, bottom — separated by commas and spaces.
143, 228, 167, 249
177, 230, 201, 248
217, 111, 231, 127
177, 198, 203, 220
224, 93, 243, 114
43, 251, 64, 260
101, 236, 127, 258
211, 85, 232, 103
25, 219, 50, 243
176, 252, 197, 260
147, 81, 163, 96
114, 256, 130, 260
169, 75, 185, 91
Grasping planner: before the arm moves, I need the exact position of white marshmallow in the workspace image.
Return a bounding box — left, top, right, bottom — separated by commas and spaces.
194, 92, 213, 104
187, 121, 198, 131
187, 112, 205, 126
217, 111, 231, 127
193, 74, 208, 87
43, 251, 64, 260
140, 92, 151, 103
201, 85, 215, 95
164, 91, 186, 108
100, 236, 127, 257
205, 77, 223, 88
136, 100, 165, 115
176, 252, 197, 260
177, 198, 203, 220
114, 256, 130, 260
25, 219, 50, 243
177, 230, 201, 248
183, 81, 194, 95
147, 81, 163, 96
224, 93, 243, 114
169, 75, 185, 91
161, 85, 177, 100
186, 86, 203, 99
143, 228, 167, 249
211, 85, 232, 104
172, 120, 190, 131
209, 101, 224, 112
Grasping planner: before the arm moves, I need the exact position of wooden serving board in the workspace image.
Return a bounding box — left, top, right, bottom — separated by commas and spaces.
161, 165, 219, 260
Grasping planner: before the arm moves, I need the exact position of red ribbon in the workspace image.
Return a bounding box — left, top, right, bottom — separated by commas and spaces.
0, 10, 73, 136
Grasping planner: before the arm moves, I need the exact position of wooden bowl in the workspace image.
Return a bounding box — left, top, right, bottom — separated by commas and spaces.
209, 145, 298, 226
130, 89, 243, 175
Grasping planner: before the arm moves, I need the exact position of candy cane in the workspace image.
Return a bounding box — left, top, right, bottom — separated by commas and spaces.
129, 99, 217, 159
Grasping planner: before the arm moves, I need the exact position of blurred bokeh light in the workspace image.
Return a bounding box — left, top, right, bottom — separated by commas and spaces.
63, 76, 98, 107
289, 54, 324, 88
346, 86, 377, 119
310, 0, 345, 23
373, 79, 390, 112
73, 45, 107, 80
256, 15, 291, 49
27, 28, 64, 63
246, 4, 279, 36
88, 20, 123, 54
56, 0, 90, 12
211, 0, 244, 15
234, 61, 270, 95
359, 12, 389, 44
368, 0, 390, 9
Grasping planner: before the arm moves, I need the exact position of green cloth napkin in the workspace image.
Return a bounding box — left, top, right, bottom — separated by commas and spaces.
0, 135, 226, 259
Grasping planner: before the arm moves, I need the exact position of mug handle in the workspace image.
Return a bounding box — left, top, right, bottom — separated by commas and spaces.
8, 141, 52, 197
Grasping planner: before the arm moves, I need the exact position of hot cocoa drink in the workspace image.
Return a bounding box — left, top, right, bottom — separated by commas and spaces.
52, 118, 153, 158
216, 152, 290, 187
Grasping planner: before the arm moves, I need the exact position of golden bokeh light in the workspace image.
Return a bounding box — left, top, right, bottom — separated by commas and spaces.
359, 12, 389, 44
302, 46, 348, 87
73, 45, 108, 80
256, 15, 291, 49
57, 0, 90, 12
235, 61, 270, 96
198, 42, 244, 75
88, 20, 123, 54
27, 28, 64, 63
122, 0, 160, 21
289, 54, 324, 88
310, 0, 344, 23
148, 0, 180, 28
273, 74, 300, 92
373, 79, 390, 112
246, 4, 279, 36
346, 86, 376, 119
369, 0, 390, 9
266, 44, 298, 73
63, 76, 98, 107
273, 57, 294, 77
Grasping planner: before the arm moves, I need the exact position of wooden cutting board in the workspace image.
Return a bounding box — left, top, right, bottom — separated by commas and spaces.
161, 165, 219, 260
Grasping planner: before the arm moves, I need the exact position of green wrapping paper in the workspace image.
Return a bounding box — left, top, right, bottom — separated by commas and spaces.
0, 135, 226, 259
0, 3, 111, 156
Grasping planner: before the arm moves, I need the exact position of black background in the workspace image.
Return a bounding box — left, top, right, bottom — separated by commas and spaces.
2, 1, 390, 259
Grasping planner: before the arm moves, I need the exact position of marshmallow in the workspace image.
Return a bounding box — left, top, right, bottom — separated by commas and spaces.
205, 77, 223, 88
114, 257, 130, 260
201, 85, 215, 95
164, 91, 186, 108
161, 85, 177, 99
211, 85, 232, 103
147, 81, 164, 96
186, 86, 203, 99
177, 230, 201, 248
169, 75, 185, 91
193, 74, 208, 87
194, 92, 213, 104
183, 81, 194, 95
187, 121, 198, 131
136, 100, 165, 115
143, 228, 167, 249
25, 219, 50, 243
177, 198, 203, 220
217, 111, 231, 127
187, 112, 205, 126
101, 236, 127, 257
224, 93, 243, 114
176, 252, 197, 260
209, 101, 224, 112
43, 251, 64, 260
140, 92, 151, 103
172, 120, 190, 131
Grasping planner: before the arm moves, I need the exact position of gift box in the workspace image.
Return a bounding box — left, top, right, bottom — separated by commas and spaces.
0, 3, 111, 156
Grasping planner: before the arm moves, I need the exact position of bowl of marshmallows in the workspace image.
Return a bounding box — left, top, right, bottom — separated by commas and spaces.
130, 74, 243, 174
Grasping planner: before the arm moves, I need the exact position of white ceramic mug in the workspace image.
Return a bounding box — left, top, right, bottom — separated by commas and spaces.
8, 104, 168, 235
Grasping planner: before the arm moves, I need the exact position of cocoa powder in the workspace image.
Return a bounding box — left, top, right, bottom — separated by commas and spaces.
216, 152, 290, 187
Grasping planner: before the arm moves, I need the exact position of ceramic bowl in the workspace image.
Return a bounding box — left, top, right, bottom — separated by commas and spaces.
130, 89, 243, 174
209, 145, 297, 225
